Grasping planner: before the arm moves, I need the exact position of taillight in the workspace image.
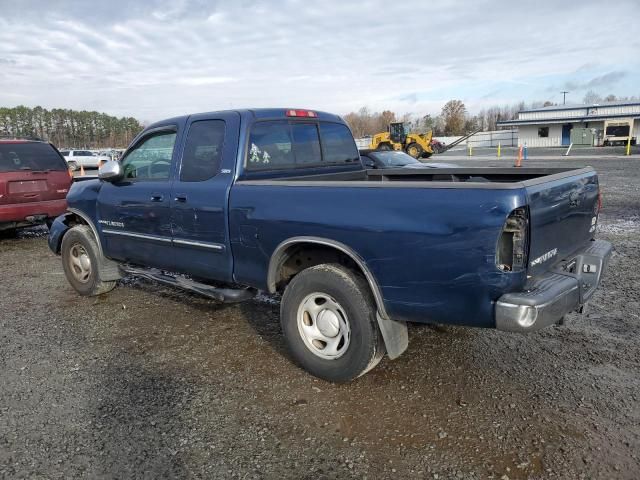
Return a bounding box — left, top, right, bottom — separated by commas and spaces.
496, 207, 529, 272
286, 109, 317, 118
597, 190, 602, 213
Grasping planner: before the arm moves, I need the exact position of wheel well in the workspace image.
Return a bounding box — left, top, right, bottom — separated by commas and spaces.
52, 212, 90, 254
272, 244, 362, 293
65, 213, 86, 227
269, 239, 391, 323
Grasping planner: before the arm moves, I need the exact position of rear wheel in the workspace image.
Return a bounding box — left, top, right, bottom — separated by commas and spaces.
61, 225, 116, 296
280, 263, 385, 382
406, 142, 423, 158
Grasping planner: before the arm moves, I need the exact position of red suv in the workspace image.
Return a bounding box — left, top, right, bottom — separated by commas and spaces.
0, 139, 72, 232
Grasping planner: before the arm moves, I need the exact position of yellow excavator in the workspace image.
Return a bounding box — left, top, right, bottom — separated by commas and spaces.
369, 122, 434, 158
369, 122, 482, 159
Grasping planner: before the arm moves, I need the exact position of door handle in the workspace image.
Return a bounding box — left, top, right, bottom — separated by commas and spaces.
174, 193, 187, 203
150, 193, 164, 202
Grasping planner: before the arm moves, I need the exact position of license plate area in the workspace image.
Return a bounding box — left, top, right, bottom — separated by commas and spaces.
8, 180, 48, 194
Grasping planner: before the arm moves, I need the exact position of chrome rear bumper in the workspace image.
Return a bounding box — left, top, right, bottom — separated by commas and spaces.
495, 239, 613, 332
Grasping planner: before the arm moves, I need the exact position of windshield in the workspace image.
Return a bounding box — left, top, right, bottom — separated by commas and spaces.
0, 142, 68, 172
370, 150, 420, 167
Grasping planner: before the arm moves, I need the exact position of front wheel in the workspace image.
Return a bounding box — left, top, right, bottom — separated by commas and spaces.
280, 263, 385, 382
405, 142, 423, 158
61, 225, 116, 296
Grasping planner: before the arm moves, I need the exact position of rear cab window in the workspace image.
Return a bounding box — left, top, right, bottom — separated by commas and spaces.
0, 142, 68, 172
319, 123, 359, 164
246, 120, 357, 171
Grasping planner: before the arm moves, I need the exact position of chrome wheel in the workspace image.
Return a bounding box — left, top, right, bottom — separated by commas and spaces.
68, 243, 92, 283
297, 292, 350, 359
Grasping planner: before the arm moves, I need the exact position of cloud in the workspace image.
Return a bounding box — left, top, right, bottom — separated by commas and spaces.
0, 0, 638, 120
399, 93, 418, 104
176, 77, 234, 86
561, 71, 628, 91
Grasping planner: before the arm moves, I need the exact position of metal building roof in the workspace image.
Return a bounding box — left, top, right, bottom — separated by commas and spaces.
519, 101, 640, 114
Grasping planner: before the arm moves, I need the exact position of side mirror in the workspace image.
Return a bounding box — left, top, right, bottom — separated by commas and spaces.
362, 158, 375, 169
98, 160, 123, 182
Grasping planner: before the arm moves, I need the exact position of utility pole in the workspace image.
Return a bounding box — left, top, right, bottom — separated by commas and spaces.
561, 91, 569, 105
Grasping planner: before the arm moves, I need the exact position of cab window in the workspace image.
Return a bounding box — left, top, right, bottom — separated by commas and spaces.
121, 130, 177, 180
246, 121, 322, 170
319, 123, 359, 163
180, 120, 225, 182
247, 121, 296, 170
246, 120, 356, 171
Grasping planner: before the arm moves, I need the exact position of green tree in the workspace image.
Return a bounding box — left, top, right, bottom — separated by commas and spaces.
0, 105, 144, 148
441, 100, 467, 135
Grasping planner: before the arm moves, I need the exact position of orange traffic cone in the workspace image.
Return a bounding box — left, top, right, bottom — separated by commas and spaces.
515, 146, 523, 167
80, 164, 85, 176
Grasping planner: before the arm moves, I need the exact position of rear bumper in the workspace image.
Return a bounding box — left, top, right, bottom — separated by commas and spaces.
495, 239, 613, 332
0, 199, 68, 225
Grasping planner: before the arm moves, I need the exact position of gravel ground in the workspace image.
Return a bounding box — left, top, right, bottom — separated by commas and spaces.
1, 157, 639, 479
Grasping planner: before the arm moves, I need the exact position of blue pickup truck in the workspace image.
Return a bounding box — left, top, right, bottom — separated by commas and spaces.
48, 108, 612, 382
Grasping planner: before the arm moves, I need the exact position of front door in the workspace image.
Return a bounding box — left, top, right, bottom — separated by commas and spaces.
562, 124, 572, 146
97, 126, 179, 269
170, 113, 240, 282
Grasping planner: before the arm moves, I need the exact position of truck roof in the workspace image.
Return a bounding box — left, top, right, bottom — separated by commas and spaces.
145, 108, 344, 130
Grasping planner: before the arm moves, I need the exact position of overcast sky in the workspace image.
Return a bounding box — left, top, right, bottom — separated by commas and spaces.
0, 0, 638, 122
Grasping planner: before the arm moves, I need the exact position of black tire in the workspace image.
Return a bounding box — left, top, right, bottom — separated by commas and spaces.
280, 263, 385, 382
421, 151, 433, 159
405, 142, 423, 158
61, 225, 116, 296
376, 143, 392, 151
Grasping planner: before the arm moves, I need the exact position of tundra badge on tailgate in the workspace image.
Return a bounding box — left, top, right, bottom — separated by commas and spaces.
530, 248, 558, 267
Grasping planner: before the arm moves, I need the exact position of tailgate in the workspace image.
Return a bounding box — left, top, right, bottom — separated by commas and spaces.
525, 168, 599, 276
0, 171, 70, 205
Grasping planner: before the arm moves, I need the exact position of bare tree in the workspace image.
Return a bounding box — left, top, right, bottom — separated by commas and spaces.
583, 90, 602, 104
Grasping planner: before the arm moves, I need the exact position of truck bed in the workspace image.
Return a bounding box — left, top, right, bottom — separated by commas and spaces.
231, 165, 599, 326
239, 167, 593, 188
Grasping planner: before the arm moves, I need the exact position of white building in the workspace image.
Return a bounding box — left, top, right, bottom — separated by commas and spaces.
497, 101, 640, 148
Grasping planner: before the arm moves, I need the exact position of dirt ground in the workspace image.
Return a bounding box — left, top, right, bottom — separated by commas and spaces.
1, 157, 639, 479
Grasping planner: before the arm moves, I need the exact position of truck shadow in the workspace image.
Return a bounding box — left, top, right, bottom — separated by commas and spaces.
237, 293, 289, 358
88, 360, 193, 478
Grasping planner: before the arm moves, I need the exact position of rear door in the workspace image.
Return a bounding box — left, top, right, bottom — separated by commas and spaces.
169, 112, 240, 282
525, 170, 599, 276
0, 142, 71, 206
97, 126, 179, 269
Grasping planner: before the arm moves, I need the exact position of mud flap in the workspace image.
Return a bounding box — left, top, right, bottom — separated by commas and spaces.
376, 312, 408, 360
